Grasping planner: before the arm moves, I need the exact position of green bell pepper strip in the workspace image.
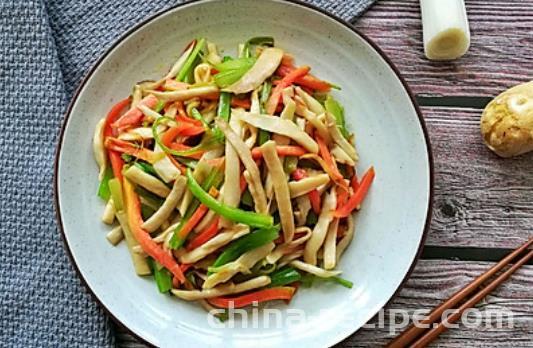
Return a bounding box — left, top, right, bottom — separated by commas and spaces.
152, 116, 222, 158
258, 80, 272, 144
97, 167, 113, 201
190, 108, 224, 143
108, 178, 124, 212
217, 92, 231, 122
154, 100, 166, 113
186, 168, 274, 228
269, 267, 301, 287
324, 95, 349, 139
214, 67, 252, 88
283, 156, 298, 174
209, 226, 279, 271
214, 57, 256, 72
134, 161, 158, 177
176, 38, 206, 82
169, 168, 223, 249
148, 258, 173, 293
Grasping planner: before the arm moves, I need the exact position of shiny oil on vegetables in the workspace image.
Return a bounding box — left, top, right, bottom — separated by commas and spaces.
93, 37, 375, 314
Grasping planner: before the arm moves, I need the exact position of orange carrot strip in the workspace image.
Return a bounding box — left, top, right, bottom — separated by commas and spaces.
112, 94, 158, 132
109, 151, 124, 182
231, 97, 251, 109
123, 179, 185, 282
169, 143, 204, 159
277, 64, 332, 92
178, 188, 218, 241
308, 190, 322, 214
334, 166, 375, 218
265, 66, 310, 114
186, 217, 220, 251
207, 287, 296, 308
250, 145, 307, 160
316, 135, 347, 190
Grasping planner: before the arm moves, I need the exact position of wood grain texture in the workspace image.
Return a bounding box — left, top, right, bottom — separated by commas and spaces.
115, 261, 533, 348
354, 0, 533, 97
423, 106, 533, 248
339, 260, 533, 347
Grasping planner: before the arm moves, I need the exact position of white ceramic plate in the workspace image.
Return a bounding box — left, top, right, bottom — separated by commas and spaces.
54, 0, 433, 347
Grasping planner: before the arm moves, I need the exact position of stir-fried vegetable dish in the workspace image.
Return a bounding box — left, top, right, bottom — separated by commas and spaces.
93, 37, 375, 314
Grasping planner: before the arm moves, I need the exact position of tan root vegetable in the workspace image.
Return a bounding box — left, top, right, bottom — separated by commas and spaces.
266, 227, 312, 264
123, 165, 171, 198
142, 176, 187, 232
179, 159, 213, 215
179, 225, 250, 264
221, 117, 242, 227
206, 41, 222, 65
295, 86, 324, 115
217, 119, 268, 213
261, 141, 295, 242
165, 42, 195, 79
116, 211, 151, 275
194, 63, 213, 83
331, 145, 356, 166
336, 215, 355, 262
295, 100, 331, 143
118, 127, 157, 141
131, 85, 142, 107
224, 48, 283, 94
325, 112, 358, 161
288, 174, 330, 198
290, 260, 341, 278
304, 189, 337, 265
323, 218, 339, 270
171, 276, 271, 301
152, 143, 181, 183
480, 81, 533, 157
236, 110, 319, 153
147, 85, 219, 102
278, 250, 304, 268
295, 195, 311, 226
137, 103, 163, 121
93, 118, 107, 181
203, 242, 275, 289
106, 226, 124, 246
101, 199, 115, 224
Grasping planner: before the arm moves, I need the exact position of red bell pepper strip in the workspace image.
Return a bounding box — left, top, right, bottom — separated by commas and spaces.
265, 66, 310, 114
103, 98, 131, 181
334, 166, 375, 218
123, 178, 185, 282
186, 217, 220, 251
231, 97, 251, 109
239, 174, 248, 193
250, 145, 307, 160
169, 143, 204, 159
162, 124, 205, 146
111, 94, 158, 132
207, 287, 296, 308
277, 64, 332, 92
291, 168, 321, 214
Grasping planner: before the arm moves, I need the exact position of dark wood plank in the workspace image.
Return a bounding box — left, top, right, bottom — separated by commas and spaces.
115, 261, 533, 347
423, 106, 533, 248
354, 0, 533, 98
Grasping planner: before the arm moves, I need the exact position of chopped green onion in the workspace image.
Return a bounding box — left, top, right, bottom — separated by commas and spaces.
330, 276, 353, 289
190, 107, 224, 143
177, 38, 206, 82
186, 168, 274, 228
108, 178, 124, 212
121, 153, 134, 163
97, 167, 113, 201
299, 274, 353, 289
209, 226, 279, 270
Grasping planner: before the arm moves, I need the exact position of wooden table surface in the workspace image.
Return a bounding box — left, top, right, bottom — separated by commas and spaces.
117, 1, 533, 346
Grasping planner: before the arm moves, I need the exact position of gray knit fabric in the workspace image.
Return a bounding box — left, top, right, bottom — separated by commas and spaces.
0, 0, 374, 346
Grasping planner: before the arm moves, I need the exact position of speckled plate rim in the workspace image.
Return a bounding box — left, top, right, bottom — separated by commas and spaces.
53, 0, 434, 346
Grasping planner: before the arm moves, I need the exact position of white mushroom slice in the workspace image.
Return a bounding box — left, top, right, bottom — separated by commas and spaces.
261, 141, 295, 242
236, 110, 318, 153
106, 225, 124, 246
278, 250, 304, 268
206, 41, 222, 65
288, 174, 330, 198
153, 143, 181, 183
131, 85, 142, 108
101, 199, 115, 225
194, 63, 213, 84
146, 85, 219, 102
323, 218, 339, 270
325, 112, 358, 161
224, 48, 283, 94
93, 118, 107, 181
304, 189, 337, 265
266, 226, 312, 264
331, 145, 355, 166
294, 100, 331, 143
336, 215, 355, 262
142, 176, 187, 232
203, 242, 275, 289
217, 119, 267, 214
179, 225, 250, 264
123, 165, 171, 198
290, 260, 341, 278
295, 86, 325, 115
171, 276, 271, 301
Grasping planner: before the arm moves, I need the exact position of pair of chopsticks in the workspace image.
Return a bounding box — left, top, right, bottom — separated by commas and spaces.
388, 237, 533, 347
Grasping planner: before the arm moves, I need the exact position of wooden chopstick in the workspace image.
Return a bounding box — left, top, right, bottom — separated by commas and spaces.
388, 237, 533, 348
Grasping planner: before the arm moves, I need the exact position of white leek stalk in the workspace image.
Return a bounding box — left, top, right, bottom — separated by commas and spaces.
420, 0, 470, 60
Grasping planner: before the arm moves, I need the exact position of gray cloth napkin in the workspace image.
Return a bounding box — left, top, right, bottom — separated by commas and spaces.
0, 0, 374, 346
